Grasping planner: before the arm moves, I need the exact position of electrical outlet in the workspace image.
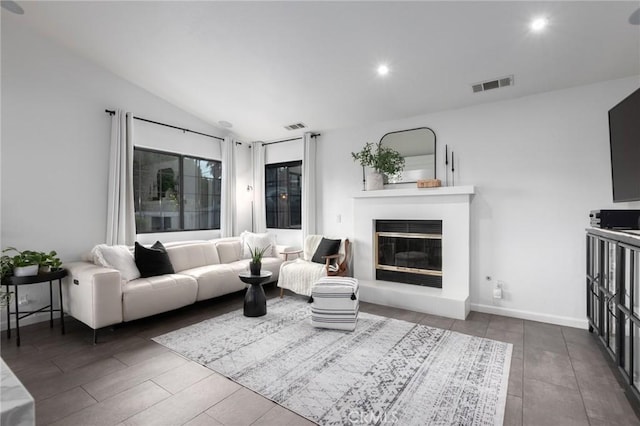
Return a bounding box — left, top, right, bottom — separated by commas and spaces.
18, 295, 29, 306
492, 287, 503, 299
493, 280, 506, 301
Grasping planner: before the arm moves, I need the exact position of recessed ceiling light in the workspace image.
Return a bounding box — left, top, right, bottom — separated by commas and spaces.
218, 120, 233, 128
530, 17, 548, 32
377, 64, 389, 76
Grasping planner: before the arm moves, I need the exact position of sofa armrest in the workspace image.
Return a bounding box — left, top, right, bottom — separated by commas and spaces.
62, 261, 123, 330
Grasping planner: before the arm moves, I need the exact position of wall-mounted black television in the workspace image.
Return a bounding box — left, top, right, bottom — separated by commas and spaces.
609, 87, 640, 202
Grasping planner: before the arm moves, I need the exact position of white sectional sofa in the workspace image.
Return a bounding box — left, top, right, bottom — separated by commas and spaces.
62, 238, 287, 339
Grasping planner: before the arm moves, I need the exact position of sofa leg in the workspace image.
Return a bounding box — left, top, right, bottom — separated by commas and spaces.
280, 288, 284, 298
93, 329, 98, 345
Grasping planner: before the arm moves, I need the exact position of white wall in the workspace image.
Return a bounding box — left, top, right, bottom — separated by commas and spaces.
0, 18, 233, 328
316, 75, 640, 327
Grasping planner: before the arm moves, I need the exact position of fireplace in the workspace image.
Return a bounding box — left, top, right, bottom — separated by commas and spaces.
375, 220, 443, 288
353, 186, 474, 319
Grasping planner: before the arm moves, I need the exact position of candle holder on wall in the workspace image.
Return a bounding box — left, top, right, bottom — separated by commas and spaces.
451, 151, 455, 187
444, 145, 456, 187
444, 145, 448, 186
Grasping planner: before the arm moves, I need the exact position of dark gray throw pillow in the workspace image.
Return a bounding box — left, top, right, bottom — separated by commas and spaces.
134, 241, 175, 278
311, 238, 341, 265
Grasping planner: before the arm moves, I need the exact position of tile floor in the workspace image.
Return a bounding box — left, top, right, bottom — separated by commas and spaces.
1, 284, 639, 425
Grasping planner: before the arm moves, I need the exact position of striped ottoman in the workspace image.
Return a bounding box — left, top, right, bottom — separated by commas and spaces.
310, 277, 359, 331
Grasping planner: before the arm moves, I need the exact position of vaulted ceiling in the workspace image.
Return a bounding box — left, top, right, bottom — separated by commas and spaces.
6, 1, 640, 141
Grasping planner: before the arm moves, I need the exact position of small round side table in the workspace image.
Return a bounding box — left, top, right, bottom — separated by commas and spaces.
2, 268, 67, 346
239, 271, 272, 317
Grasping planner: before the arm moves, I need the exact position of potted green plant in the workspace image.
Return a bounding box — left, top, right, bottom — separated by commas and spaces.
247, 244, 270, 276
1, 253, 14, 282
38, 250, 62, 273
1, 248, 62, 279
351, 141, 405, 190
1, 247, 40, 277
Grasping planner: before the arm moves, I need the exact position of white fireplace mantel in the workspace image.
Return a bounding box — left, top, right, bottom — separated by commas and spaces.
353, 185, 475, 199
352, 185, 474, 320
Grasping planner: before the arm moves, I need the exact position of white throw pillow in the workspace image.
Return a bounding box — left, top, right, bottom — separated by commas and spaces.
91, 244, 141, 282
240, 231, 275, 259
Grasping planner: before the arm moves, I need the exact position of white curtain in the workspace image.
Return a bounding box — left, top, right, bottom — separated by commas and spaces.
302, 132, 317, 241
220, 136, 236, 237
252, 142, 267, 233
106, 110, 136, 245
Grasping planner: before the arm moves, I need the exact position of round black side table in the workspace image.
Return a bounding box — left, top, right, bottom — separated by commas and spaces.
2, 268, 67, 346
239, 271, 272, 317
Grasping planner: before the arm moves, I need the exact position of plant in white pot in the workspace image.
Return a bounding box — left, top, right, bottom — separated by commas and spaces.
351, 142, 405, 190
2, 247, 40, 278
1, 247, 62, 279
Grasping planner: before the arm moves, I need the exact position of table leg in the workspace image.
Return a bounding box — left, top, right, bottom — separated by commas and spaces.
14, 284, 20, 346
5, 284, 10, 339
244, 284, 267, 317
49, 280, 54, 328
58, 279, 65, 334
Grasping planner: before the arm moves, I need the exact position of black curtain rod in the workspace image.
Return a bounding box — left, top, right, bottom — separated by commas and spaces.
105, 109, 224, 142
261, 133, 321, 146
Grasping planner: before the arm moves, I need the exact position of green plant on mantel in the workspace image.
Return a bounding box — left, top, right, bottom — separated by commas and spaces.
351, 141, 405, 178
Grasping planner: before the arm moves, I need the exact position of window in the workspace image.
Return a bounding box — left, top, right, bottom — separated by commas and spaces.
133, 148, 221, 233
265, 161, 302, 229
183, 156, 221, 230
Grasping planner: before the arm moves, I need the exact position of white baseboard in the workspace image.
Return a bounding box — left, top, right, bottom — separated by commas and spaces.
1, 303, 588, 331
0, 311, 52, 332
471, 303, 589, 329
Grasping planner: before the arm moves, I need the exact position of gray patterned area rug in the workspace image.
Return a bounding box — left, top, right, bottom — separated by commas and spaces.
153, 298, 512, 425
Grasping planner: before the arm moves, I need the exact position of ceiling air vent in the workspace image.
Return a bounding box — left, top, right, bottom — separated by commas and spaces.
284, 122, 306, 131
472, 75, 514, 93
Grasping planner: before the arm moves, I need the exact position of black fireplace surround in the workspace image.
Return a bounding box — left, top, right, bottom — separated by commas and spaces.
375, 219, 442, 288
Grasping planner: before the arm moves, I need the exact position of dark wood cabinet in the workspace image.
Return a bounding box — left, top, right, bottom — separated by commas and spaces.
587, 228, 640, 406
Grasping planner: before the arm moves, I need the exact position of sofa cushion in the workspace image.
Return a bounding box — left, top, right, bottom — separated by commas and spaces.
90, 244, 140, 282
216, 240, 241, 264
122, 274, 197, 321
240, 231, 275, 259
311, 238, 341, 265
135, 241, 175, 278
180, 264, 245, 301
166, 241, 220, 272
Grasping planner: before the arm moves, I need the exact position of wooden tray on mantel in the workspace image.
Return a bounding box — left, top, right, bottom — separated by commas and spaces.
417, 179, 441, 188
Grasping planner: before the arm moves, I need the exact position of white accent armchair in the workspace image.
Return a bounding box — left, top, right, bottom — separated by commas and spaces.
278, 235, 352, 297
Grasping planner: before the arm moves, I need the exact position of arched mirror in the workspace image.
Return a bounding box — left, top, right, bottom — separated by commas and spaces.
380, 127, 436, 184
